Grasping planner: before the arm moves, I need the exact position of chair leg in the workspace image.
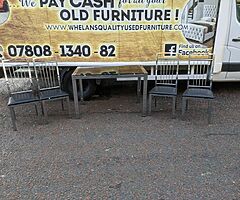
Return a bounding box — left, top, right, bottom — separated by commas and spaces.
42, 101, 47, 117
154, 97, 157, 108
182, 97, 187, 116
148, 94, 152, 115
61, 99, 64, 111
34, 104, 38, 116
186, 99, 189, 110
12, 107, 16, 120
137, 77, 141, 103
172, 97, 176, 118
40, 102, 44, 115
207, 100, 212, 124
9, 107, 17, 131
66, 96, 71, 118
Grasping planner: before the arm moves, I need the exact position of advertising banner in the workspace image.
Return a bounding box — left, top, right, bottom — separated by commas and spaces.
0, 0, 219, 62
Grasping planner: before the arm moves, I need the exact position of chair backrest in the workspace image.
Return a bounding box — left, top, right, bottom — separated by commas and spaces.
1, 58, 33, 96
187, 53, 214, 89
33, 59, 61, 91
155, 53, 179, 87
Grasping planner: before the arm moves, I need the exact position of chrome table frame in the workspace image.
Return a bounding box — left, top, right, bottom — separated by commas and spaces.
71, 66, 148, 118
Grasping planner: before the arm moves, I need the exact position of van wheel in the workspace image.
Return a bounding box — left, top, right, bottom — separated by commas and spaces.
62, 70, 97, 100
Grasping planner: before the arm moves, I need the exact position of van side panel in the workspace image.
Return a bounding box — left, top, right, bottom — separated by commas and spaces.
213, 0, 232, 74
0, 0, 220, 64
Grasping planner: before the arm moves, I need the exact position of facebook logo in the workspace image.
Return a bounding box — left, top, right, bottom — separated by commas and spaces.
165, 44, 177, 56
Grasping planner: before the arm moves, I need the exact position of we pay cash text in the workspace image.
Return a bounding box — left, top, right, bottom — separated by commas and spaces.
39, 0, 165, 8
39, 0, 176, 22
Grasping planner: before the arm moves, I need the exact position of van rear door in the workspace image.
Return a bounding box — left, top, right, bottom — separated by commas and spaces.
225, 0, 240, 78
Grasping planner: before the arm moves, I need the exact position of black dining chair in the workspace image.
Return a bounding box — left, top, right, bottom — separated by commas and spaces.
2, 58, 40, 130
181, 54, 214, 123
148, 53, 179, 117
33, 59, 70, 118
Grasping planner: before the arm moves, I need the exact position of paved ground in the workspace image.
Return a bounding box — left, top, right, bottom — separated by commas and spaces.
0, 82, 240, 199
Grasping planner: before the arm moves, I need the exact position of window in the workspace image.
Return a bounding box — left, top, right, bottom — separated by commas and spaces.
237, 0, 240, 22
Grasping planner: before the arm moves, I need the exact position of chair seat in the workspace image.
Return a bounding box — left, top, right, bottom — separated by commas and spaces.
40, 88, 69, 100
149, 85, 177, 96
8, 92, 40, 106
182, 88, 214, 99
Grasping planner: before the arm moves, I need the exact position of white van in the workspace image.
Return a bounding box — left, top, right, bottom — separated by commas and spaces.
213, 0, 240, 81
0, 0, 240, 97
